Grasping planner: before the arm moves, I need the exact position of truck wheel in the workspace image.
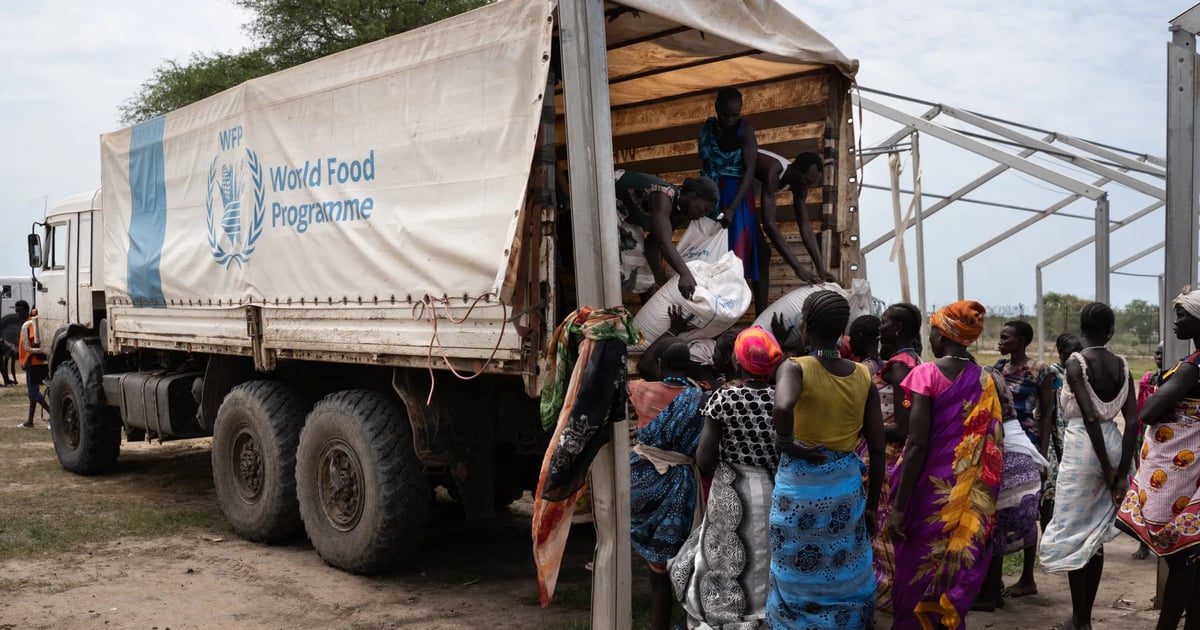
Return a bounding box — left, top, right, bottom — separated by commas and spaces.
49, 360, 121, 475
296, 390, 429, 574
212, 380, 307, 543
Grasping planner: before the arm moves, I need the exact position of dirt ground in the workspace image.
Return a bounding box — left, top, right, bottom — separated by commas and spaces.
0, 383, 1168, 630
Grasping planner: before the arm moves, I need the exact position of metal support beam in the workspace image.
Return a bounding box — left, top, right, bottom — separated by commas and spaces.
1165, 24, 1200, 367
1051, 133, 1166, 178
956, 174, 1116, 300
1033, 199, 1163, 358
1095, 195, 1110, 304
558, 1, 630, 627
858, 104, 941, 168
1034, 200, 1164, 269
939, 105, 1166, 199
1112, 241, 1165, 271
863, 140, 1047, 254
855, 95, 1108, 199
912, 133, 928, 351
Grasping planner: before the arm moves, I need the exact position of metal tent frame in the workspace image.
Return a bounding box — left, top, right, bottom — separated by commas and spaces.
852, 88, 1166, 358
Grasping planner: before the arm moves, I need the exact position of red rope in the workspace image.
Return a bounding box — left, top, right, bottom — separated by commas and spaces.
411, 292, 509, 405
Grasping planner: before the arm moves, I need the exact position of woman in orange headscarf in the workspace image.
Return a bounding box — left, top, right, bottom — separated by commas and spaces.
670, 326, 783, 628
890, 300, 1006, 630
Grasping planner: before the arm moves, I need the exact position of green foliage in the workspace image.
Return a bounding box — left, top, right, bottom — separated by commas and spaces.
120, 0, 491, 124
238, 0, 492, 67
1040, 292, 1087, 336
1120, 299, 1160, 348
120, 49, 275, 125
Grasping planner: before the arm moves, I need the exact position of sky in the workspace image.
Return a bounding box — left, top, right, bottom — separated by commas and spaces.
0, 1, 1185, 310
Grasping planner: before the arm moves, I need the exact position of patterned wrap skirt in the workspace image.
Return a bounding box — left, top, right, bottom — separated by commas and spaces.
768, 449, 875, 629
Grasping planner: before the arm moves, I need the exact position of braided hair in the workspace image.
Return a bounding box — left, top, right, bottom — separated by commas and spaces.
1055, 332, 1082, 365
848, 315, 881, 358
884, 302, 923, 354
801, 290, 851, 340
1079, 302, 1115, 339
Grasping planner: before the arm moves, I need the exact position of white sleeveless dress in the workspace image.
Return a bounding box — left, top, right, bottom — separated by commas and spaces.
1039, 352, 1127, 572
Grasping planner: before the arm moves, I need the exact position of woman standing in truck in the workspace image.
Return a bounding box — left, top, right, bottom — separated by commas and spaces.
699, 88, 763, 312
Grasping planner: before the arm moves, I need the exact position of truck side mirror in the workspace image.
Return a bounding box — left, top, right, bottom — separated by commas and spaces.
27, 234, 42, 269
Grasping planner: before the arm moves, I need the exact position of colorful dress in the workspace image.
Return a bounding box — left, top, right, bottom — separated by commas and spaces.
854, 349, 919, 614
994, 357, 1051, 446
893, 362, 1003, 630
1040, 352, 1127, 571
991, 359, 1047, 556
768, 357, 875, 629
698, 118, 757, 281
1118, 351, 1200, 558
629, 379, 705, 570
670, 382, 777, 629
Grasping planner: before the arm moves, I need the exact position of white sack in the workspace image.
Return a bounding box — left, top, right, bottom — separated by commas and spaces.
673, 218, 729, 269
617, 215, 657, 294
752, 282, 849, 346
847, 278, 874, 322
632, 251, 751, 352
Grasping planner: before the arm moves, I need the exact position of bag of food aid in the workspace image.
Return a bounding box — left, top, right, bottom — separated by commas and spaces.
672, 217, 730, 269
752, 282, 850, 347
631, 251, 751, 352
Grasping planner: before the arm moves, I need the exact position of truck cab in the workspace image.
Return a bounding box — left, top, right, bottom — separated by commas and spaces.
28, 189, 105, 348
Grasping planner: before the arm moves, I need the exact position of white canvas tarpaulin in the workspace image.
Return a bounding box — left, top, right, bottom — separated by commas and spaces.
615, 0, 858, 77
102, 0, 554, 308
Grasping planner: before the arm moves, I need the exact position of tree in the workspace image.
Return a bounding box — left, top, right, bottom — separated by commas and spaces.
1119, 299, 1160, 347
120, 50, 275, 125
1040, 292, 1085, 335
121, 0, 490, 124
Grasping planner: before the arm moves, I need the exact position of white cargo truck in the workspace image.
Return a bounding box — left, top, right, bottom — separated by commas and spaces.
31, 0, 862, 573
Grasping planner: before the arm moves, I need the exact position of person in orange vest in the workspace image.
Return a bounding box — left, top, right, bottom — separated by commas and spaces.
16, 302, 49, 429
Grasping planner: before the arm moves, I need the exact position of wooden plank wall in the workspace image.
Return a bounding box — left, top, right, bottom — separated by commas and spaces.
554, 70, 859, 318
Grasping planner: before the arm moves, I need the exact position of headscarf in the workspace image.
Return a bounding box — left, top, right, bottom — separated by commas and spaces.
1175, 286, 1200, 321
733, 326, 783, 377
930, 300, 986, 346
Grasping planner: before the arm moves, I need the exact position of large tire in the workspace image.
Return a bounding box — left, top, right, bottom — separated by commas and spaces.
296, 390, 429, 574
50, 360, 121, 475
212, 380, 307, 543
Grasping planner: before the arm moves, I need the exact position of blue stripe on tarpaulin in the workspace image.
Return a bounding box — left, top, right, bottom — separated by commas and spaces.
127, 117, 167, 305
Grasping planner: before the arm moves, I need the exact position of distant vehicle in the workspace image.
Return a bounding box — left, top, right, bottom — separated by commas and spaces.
0, 275, 35, 317
29, 0, 862, 574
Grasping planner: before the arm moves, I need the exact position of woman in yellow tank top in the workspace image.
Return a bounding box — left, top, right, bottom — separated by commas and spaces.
768, 289, 885, 629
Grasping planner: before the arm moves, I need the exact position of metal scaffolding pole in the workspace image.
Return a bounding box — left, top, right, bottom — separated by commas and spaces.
1095, 195, 1111, 304
858, 105, 942, 169
863, 140, 1046, 254
912, 133, 928, 354
956, 174, 1116, 300
1166, 10, 1200, 368
1031, 199, 1164, 358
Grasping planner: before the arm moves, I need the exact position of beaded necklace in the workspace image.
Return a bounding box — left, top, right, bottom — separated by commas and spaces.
662, 376, 689, 387
809, 348, 841, 360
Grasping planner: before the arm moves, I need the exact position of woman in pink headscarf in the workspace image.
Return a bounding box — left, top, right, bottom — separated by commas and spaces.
670, 326, 783, 629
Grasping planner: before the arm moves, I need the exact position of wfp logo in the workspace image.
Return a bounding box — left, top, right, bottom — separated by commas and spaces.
206, 125, 264, 268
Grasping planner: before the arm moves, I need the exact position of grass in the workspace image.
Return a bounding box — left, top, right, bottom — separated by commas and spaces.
0, 382, 230, 561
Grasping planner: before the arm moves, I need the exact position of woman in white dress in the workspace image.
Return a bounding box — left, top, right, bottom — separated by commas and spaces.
1039, 303, 1138, 630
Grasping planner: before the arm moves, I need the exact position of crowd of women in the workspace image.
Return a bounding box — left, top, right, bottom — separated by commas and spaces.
624, 288, 1200, 630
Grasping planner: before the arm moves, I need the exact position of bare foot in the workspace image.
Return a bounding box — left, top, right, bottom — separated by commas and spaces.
1132, 544, 1150, 560
1002, 580, 1037, 598
1051, 617, 1089, 630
